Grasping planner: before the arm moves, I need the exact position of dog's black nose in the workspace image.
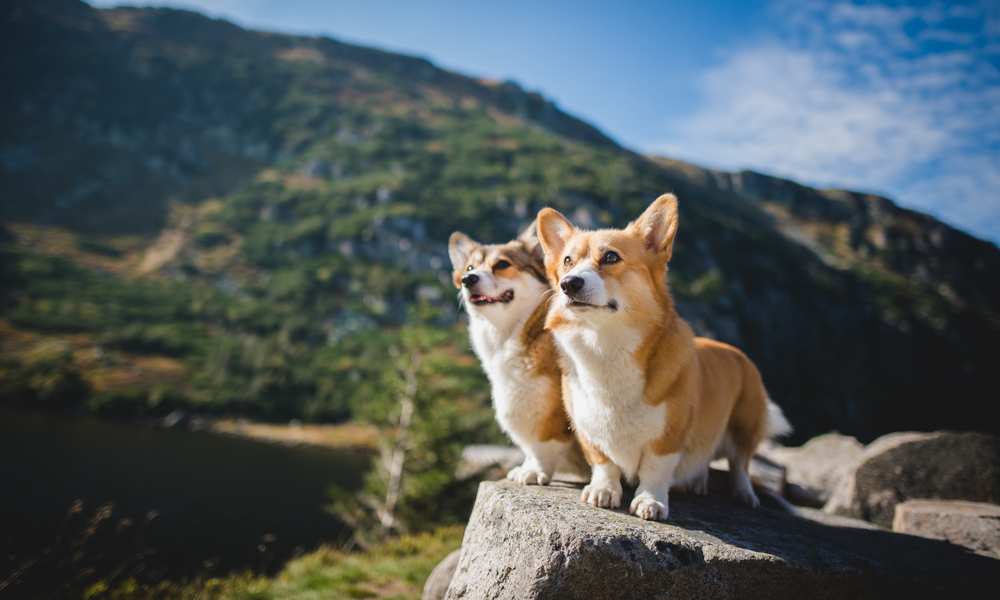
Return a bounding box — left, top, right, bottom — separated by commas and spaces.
560, 276, 584, 295
462, 273, 479, 288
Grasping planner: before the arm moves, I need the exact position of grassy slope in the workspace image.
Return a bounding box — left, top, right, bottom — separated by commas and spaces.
92, 526, 464, 600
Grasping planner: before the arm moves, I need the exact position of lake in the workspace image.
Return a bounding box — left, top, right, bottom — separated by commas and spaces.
0, 408, 370, 589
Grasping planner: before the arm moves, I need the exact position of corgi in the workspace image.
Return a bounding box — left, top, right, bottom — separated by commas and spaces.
535, 194, 791, 520
448, 226, 586, 485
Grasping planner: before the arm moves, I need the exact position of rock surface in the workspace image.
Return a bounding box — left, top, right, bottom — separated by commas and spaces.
445, 480, 998, 600
422, 549, 461, 600
760, 433, 864, 506
893, 499, 1000, 559
825, 431, 1000, 526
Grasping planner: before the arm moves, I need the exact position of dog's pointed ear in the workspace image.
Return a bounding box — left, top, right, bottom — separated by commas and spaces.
448, 231, 477, 270
516, 221, 544, 262
536, 208, 575, 262
628, 194, 679, 261
517, 221, 538, 246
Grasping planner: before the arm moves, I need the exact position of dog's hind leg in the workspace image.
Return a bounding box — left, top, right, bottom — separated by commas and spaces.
725, 441, 759, 508
724, 357, 771, 508
673, 465, 709, 496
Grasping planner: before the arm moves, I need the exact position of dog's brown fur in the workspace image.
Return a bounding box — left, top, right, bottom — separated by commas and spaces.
536, 194, 786, 515
449, 235, 573, 443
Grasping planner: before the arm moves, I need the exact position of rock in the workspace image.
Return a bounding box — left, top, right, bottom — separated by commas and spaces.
422, 549, 461, 600
893, 499, 1000, 558
445, 480, 997, 600
759, 433, 864, 506
747, 454, 786, 497
300, 159, 331, 178
161, 410, 189, 429
825, 432, 1000, 527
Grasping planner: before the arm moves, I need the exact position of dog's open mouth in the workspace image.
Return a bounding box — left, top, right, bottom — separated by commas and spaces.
568, 299, 619, 312
470, 289, 515, 305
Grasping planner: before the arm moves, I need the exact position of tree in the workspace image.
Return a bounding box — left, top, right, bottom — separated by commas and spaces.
330, 323, 495, 548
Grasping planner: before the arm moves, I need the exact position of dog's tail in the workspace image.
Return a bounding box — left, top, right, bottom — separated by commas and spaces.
765, 399, 793, 439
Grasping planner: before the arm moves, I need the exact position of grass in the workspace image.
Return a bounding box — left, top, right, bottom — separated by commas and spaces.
207, 418, 379, 450
98, 526, 465, 600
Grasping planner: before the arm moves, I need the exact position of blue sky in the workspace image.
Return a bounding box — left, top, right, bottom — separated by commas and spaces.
91, 0, 1000, 244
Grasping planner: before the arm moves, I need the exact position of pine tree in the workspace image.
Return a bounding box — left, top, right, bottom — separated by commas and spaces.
330, 323, 495, 548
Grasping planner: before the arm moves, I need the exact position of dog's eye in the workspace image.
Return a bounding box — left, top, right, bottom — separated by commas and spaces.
466, 265, 474, 272
494, 260, 511, 271
601, 251, 621, 265
563, 256, 572, 266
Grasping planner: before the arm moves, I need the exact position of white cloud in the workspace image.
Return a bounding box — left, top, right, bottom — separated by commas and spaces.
653, 0, 1000, 244
660, 46, 943, 186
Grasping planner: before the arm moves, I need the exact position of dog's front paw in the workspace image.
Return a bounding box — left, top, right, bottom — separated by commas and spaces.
580, 480, 623, 509
630, 491, 669, 521
507, 465, 550, 486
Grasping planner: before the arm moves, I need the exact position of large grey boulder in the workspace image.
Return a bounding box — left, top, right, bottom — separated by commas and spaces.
760, 433, 864, 506
445, 480, 997, 600
422, 549, 461, 600
893, 499, 1000, 559
825, 431, 1000, 527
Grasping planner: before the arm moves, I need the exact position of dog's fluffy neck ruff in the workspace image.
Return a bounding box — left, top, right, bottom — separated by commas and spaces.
553, 280, 694, 392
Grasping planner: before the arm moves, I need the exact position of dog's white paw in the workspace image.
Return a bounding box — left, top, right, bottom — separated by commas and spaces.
630, 492, 669, 521
507, 465, 550, 486
733, 481, 760, 508
580, 480, 623, 509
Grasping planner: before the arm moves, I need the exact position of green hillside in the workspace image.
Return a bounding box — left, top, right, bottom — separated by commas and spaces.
2, 0, 999, 442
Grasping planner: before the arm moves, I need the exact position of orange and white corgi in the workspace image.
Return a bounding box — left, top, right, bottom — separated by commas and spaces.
449, 227, 585, 485
535, 194, 791, 520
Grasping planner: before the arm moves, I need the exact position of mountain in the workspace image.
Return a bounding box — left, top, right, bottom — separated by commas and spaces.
2, 0, 998, 442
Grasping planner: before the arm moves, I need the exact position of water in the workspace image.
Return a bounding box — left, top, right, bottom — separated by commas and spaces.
0, 409, 369, 586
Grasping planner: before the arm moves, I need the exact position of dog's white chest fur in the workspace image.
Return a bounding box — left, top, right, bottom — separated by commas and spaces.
555, 326, 664, 480
469, 316, 552, 446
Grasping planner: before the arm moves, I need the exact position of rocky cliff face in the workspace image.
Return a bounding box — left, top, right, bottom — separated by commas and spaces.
2, 0, 999, 441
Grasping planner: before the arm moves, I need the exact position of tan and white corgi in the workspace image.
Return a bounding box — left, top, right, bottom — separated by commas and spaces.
448, 227, 585, 485
535, 194, 791, 520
